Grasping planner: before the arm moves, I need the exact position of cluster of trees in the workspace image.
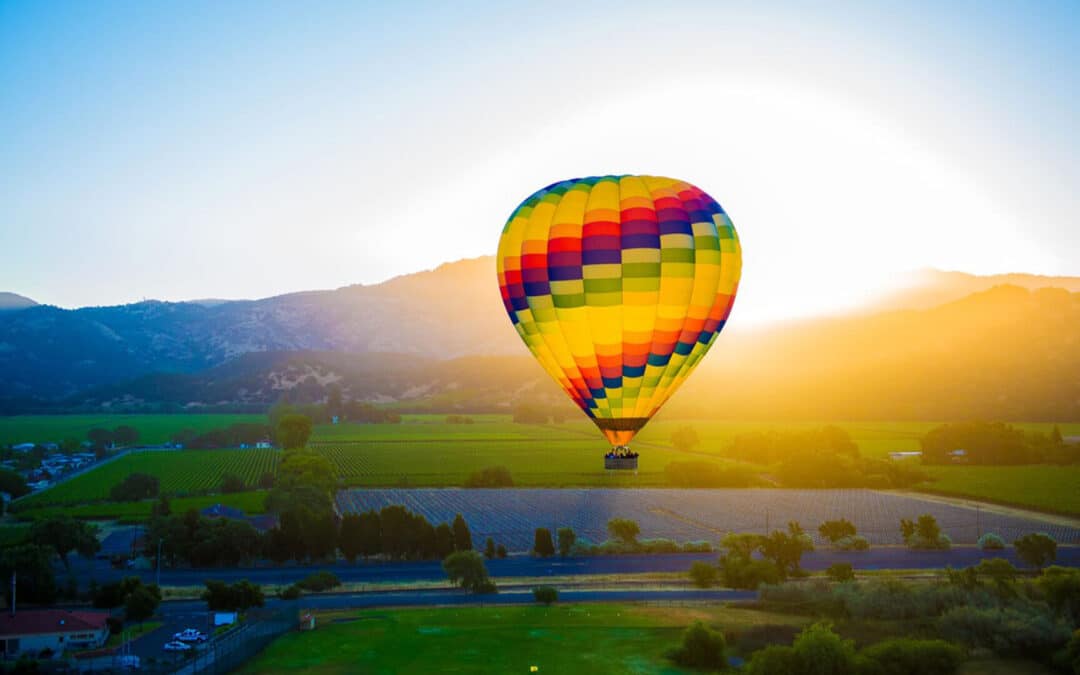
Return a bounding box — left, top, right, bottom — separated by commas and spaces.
87, 425, 140, 450
727, 427, 928, 489
463, 465, 513, 488
146, 509, 263, 567
171, 423, 270, 449
262, 444, 337, 562
921, 421, 1077, 465
818, 518, 870, 551
270, 397, 401, 432
336, 507, 475, 562
92, 577, 161, 624
539, 519, 713, 557
690, 522, 816, 590
756, 562, 1080, 671
901, 514, 951, 550
203, 579, 264, 612
110, 472, 159, 501
0, 468, 30, 498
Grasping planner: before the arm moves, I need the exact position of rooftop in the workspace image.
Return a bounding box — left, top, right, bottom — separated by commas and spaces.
0, 610, 109, 637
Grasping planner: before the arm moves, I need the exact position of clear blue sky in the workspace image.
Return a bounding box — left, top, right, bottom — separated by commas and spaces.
2, 1, 1078, 320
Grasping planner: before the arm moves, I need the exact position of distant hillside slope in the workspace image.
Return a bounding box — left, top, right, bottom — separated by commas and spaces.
0, 292, 37, 311
1, 260, 1078, 420
875, 269, 1080, 311
0, 258, 515, 400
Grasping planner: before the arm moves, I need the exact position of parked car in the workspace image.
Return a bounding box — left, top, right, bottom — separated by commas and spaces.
173, 628, 208, 643
117, 654, 141, 670
163, 641, 192, 652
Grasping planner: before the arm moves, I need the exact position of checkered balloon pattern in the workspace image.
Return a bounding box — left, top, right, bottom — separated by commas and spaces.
497, 175, 741, 447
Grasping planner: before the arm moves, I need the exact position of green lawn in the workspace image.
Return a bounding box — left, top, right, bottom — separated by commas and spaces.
238, 603, 809, 675
13, 492, 269, 522
0, 413, 264, 446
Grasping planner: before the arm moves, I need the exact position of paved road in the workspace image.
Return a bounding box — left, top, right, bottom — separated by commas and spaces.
72, 546, 1080, 590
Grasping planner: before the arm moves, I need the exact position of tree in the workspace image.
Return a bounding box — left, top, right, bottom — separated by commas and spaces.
112, 425, 140, 447
109, 473, 159, 501
0, 469, 30, 498
557, 527, 576, 557
496, 544, 507, 559
338, 513, 364, 563
203, 579, 264, 612
607, 518, 640, 545
1014, 533, 1057, 569
818, 519, 857, 544
357, 510, 381, 559
671, 426, 700, 453
916, 514, 941, 542
668, 621, 726, 670
533, 586, 558, 605
276, 414, 313, 450
29, 516, 100, 568
761, 522, 814, 578
221, 473, 246, 494
533, 528, 555, 557
689, 561, 719, 588
150, 495, 171, 518
125, 584, 160, 624
451, 513, 472, 551
434, 523, 456, 558
484, 537, 496, 560
0, 544, 57, 604
87, 427, 113, 450
442, 551, 492, 593
827, 562, 855, 582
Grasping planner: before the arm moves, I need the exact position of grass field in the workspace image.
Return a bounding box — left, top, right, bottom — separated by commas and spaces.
12, 492, 269, 522
239, 603, 809, 674
8, 414, 1080, 517
13, 449, 278, 506
0, 413, 263, 446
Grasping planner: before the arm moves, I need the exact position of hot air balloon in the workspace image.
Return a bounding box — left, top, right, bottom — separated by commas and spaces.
497, 175, 742, 470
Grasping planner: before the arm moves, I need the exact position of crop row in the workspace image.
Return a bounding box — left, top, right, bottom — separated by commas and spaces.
336, 488, 1080, 552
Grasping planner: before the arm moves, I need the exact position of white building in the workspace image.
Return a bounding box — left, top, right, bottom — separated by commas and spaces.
0, 610, 109, 659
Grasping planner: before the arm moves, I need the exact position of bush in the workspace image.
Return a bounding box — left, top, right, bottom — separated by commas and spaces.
834, 535, 870, 551
938, 604, 1071, 657
1014, 532, 1057, 569
682, 541, 714, 553
1037, 567, 1080, 623
977, 533, 1005, 550
296, 571, 340, 592
689, 561, 719, 588
730, 624, 801, 655
827, 563, 855, 583
463, 466, 513, 488
859, 638, 963, 675
532, 586, 558, 605
819, 518, 857, 544
745, 644, 799, 675
668, 621, 726, 670
278, 585, 301, 600
791, 622, 857, 674
638, 538, 680, 554
721, 555, 782, 590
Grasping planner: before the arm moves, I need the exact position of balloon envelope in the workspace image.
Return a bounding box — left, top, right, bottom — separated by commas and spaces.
497, 175, 741, 447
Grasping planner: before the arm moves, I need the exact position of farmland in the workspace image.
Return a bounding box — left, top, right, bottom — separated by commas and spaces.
337, 488, 1080, 552
0, 413, 263, 446
13, 449, 278, 506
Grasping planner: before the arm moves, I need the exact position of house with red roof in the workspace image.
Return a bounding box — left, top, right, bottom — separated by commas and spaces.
0, 609, 109, 659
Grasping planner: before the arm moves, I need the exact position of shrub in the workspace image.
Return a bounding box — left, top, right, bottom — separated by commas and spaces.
638, 538, 680, 554
668, 621, 726, 670
827, 563, 855, 583
721, 555, 782, 590
860, 638, 963, 675
730, 624, 801, 655
1014, 533, 1057, 569
834, 535, 870, 551
689, 561, 719, 588
819, 518, 857, 544
977, 533, 1005, 550
938, 604, 1071, 657
278, 584, 301, 600
532, 586, 558, 605
463, 466, 513, 488
296, 571, 340, 592
744, 644, 799, 675
791, 622, 857, 674
682, 541, 714, 553
1037, 566, 1080, 623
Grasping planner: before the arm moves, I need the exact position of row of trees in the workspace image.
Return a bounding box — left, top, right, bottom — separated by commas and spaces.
87, 425, 140, 450
921, 421, 1076, 465
171, 423, 270, 449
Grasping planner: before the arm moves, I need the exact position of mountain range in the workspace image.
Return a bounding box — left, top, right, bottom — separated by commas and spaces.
1, 259, 1078, 420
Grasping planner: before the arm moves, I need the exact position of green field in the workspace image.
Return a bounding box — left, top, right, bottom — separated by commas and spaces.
918, 465, 1080, 516
0, 413, 263, 446
239, 603, 809, 674
8, 414, 1080, 517
13, 449, 278, 506
12, 492, 269, 522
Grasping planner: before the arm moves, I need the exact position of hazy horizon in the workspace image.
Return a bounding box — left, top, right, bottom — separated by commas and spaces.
3, 2, 1079, 325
